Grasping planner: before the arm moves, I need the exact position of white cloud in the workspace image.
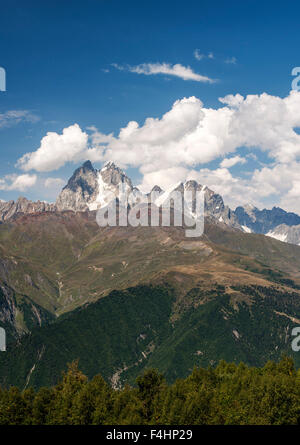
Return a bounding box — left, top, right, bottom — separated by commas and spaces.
96, 91, 300, 171
220, 155, 246, 168
0, 110, 39, 128
86, 126, 114, 145
17, 124, 89, 172
24, 91, 300, 175
194, 49, 205, 61
250, 162, 300, 213
219, 94, 244, 107
187, 167, 261, 208
138, 165, 267, 210
194, 50, 214, 61
113, 62, 215, 83
44, 177, 65, 189
17, 91, 300, 174
220, 91, 300, 163
138, 167, 190, 192
225, 57, 237, 64
0, 174, 37, 191
43, 177, 66, 198
282, 181, 300, 213
182, 161, 300, 213
14, 90, 300, 213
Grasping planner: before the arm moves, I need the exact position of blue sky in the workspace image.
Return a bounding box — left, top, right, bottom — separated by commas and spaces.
1, 0, 300, 211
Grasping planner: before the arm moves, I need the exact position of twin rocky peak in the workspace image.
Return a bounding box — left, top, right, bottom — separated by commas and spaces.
0, 160, 236, 228
2, 160, 300, 246
55, 160, 236, 226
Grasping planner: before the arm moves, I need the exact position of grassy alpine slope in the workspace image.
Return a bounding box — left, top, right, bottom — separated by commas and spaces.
1, 212, 300, 388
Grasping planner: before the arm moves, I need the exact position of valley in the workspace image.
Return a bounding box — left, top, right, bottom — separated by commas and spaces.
1, 161, 300, 390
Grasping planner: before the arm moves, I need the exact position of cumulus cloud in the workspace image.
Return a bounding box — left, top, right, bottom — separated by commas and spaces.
17, 124, 89, 172
43, 177, 66, 198
44, 177, 65, 189
249, 162, 300, 213
220, 91, 300, 163
94, 91, 300, 170
183, 161, 300, 213
220, 155, 246, 168
112, 62, 215, 83
138, 167, 190, 192
0, 110, 39, 128
0, 174, 37, 191
218, 94, 244, 107
23, 91, 300, 175
138, 165, 267, 210
187, 167, 261, 208
14, 90, 300, 212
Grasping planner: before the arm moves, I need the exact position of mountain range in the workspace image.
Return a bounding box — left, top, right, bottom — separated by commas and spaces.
1, 161, 300, 389
1, 160, 300, 245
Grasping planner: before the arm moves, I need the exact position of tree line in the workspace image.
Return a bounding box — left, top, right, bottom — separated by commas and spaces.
0, 357, 299, 425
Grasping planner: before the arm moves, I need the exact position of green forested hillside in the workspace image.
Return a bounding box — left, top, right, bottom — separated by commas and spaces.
1, 213, 300, 391
1, 283, 300, 390
0, 282, 55, 343
0, 358, 299, 425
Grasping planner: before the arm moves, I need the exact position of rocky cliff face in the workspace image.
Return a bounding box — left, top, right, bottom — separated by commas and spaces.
0, 197, 55, 222
56, 160, 99, 211
235, 205, 300, 234
0, 161, 239, 229
56, 160, 137, 211
0, 271, 54, 341
4, 160, 300, 246
266, 224, 300, 245
153, 179, 239, 228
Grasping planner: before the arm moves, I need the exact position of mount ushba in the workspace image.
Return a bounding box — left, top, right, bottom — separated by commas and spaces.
1, 160, 300, 245
2, 161, 300, 388
55, 160, 238, 227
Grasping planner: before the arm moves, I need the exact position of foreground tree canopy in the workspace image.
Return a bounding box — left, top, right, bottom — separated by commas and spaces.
0, 357, 300, 425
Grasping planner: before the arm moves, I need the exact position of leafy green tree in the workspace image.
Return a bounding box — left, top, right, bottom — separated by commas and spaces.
47, 360, 88, 424
71, 374, 113, 425
0, 357, 300, 425
136, 369, 166, 422
0, 386, 27, 425
32, 387, 54, 425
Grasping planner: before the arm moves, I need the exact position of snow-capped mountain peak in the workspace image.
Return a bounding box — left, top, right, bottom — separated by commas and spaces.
54, 161, 240, 229
56, 160, 134, 211
4, 160, 300, 247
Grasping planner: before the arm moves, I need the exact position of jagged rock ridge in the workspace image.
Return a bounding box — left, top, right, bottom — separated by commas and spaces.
3, 160, 300, 245
0, 197, 55, 222
235, 204, 300, 245
55, 161, 239, 228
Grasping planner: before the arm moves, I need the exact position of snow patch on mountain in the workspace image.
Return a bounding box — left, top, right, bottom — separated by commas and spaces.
154, 181, 183, 208
242, 225, 252, 233
266, 230, 288, 242
5, 160, 300, 248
